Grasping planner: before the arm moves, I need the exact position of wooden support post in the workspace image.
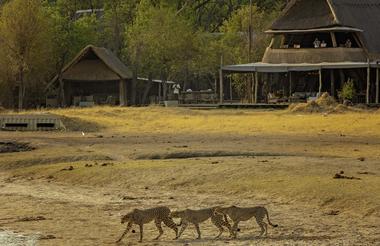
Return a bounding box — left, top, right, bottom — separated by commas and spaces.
366, 62, 371, 104
330, 32, 337, 48
214, 76, 217, 99
318, 68, 323, 96
163, 81, 167, 101
219, 69, 224, 104
376, 68, 379, 104
158, 82, 161, 103
251, 74, 255, 103
330, 70, 335, 97
58, 76, 65, 107
119, 79, 127, 106
254, 72, 259, 104
289, 72, 292, 97
229, 76, 233, 100
249, 74, 254, 103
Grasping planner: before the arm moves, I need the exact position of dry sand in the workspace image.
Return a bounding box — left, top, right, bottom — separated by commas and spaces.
0, 108, 379, 245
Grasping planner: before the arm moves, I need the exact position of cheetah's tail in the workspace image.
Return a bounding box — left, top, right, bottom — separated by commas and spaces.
265, 209, 278, 228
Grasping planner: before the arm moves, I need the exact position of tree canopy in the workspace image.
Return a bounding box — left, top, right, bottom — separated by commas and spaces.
0, 0, 285, 109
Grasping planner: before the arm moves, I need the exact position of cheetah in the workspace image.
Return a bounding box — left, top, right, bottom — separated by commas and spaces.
171, 208, 234, 239
116, 206, 178, 243
214, 206, 278, 238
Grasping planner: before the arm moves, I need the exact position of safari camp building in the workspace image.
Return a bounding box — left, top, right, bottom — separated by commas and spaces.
222, 0, 380, 104
47, 45, 173, 107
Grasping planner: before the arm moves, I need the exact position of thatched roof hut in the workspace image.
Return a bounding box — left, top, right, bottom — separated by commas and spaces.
48, 45, 132, 106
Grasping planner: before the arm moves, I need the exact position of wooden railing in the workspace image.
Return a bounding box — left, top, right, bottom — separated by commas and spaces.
262, 47, 367, 64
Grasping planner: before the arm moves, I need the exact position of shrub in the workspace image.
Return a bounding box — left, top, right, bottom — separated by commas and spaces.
338, 78, 356, 101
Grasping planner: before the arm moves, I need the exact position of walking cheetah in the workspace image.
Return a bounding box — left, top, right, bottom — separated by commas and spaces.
214, 206, 278, 238
116, 206, 178, 242
171, 208, 234, 239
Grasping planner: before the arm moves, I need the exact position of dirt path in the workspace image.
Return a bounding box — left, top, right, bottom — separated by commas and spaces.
0, 128, 379, 245
0, 175, 378, 246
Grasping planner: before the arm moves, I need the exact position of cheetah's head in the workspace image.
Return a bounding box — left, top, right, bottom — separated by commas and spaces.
120, 212, 134, 224
213, 207, 225, 216
170, 210, 185, 218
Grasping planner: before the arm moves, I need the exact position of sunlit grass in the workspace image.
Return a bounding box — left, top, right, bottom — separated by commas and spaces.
13, 106, 380, 137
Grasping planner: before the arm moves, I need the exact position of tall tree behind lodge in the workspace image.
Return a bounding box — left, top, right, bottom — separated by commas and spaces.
0, 0, 52, 110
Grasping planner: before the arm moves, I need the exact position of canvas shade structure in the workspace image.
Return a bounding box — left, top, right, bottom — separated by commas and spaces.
222, 62, 376, 73
220, 61, 380, 104
47, 45, 133, 106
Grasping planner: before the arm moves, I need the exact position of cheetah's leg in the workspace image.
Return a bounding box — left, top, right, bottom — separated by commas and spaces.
138, 224, 144, 242
116, 222, 132, 243
211, 215, 224, 239
194, 223, 201, 239
220, 217, 234, 238
262, 222, 268, 237
178, 220, 188, 238
163, 217, 179, 239
154, 219, 164, 240
232, 221, 240, 238
256, 218, 267, 237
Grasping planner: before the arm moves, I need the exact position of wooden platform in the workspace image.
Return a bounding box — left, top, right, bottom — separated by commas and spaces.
219, 103, 289, 109
179, 103, 289, 110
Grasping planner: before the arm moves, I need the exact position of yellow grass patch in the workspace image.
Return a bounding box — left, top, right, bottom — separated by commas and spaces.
11, 106, 380, 137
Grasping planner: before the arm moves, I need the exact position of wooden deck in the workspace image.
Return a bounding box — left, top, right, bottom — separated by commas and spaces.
179, 103, 289, 110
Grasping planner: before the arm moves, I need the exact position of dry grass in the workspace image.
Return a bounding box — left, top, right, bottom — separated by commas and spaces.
1, 106, 380, 245
8, 106, 379, 137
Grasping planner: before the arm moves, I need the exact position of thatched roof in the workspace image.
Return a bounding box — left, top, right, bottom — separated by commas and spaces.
270, 0, 336, 31
48, 45, 132, 87
269, 0, 380, 54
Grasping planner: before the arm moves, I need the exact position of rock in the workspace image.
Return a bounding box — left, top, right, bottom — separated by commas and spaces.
39, 234, 56, 240
122, 196, 137, 200
101, 163, 113, 167
61, 166, 74, 171
17, 216, 46, 222
333, 173, 361, 180
325, 210, 340, 216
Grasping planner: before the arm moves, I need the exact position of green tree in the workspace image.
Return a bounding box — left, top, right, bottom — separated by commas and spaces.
48, 0, 100, 106
0, 0, 53, 110
101, 0, 138, 56
218, 4, 279, 99
125, 1, 199, 102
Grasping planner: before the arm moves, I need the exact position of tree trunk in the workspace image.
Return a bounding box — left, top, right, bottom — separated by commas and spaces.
141, 74, 153, 105
130, 67, 137, 105
18, 67, 24, 111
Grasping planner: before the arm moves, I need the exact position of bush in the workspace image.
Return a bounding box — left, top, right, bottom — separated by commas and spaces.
339, 79, 356, 101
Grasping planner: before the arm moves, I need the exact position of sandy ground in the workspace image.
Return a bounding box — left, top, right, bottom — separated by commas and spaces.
0, 119, 379, 245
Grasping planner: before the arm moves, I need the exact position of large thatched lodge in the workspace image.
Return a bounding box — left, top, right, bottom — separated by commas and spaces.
222, 0, 380, 105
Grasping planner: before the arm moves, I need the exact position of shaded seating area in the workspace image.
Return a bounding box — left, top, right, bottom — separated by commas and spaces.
219, 0, 380, 105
